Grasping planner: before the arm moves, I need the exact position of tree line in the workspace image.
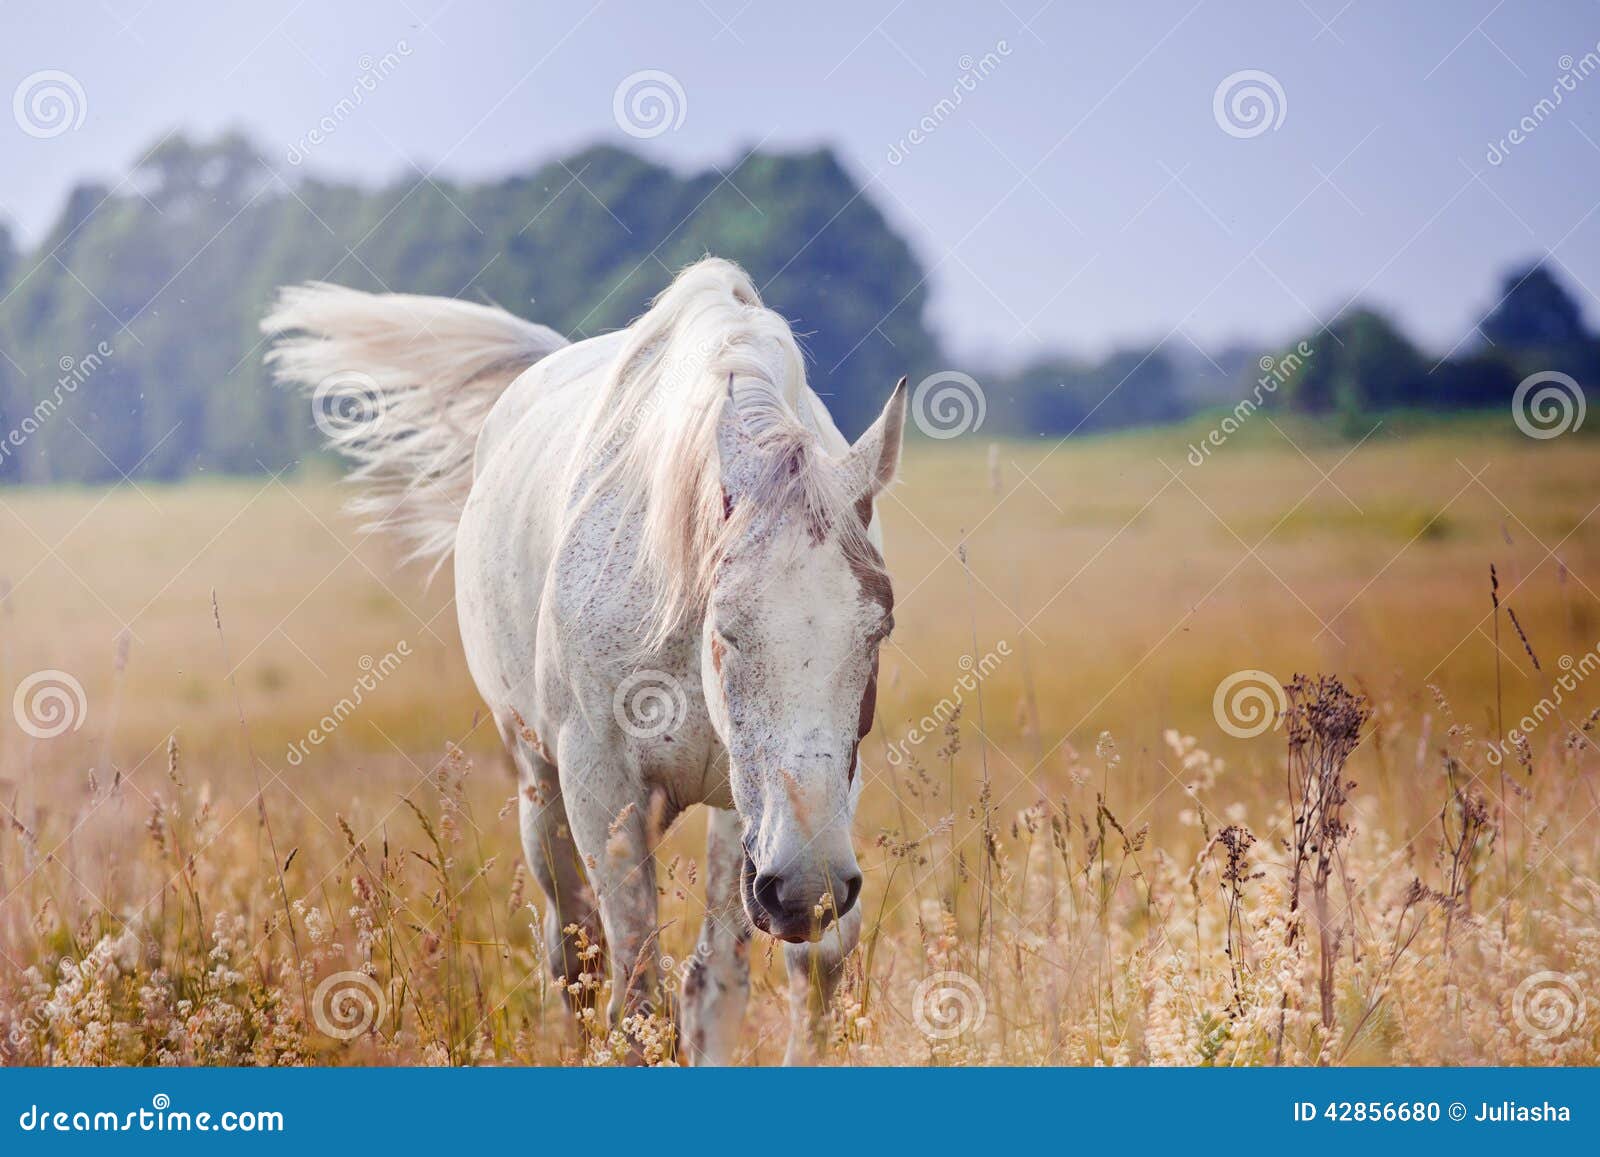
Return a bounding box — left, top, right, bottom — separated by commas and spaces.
0, 132, 1591, 485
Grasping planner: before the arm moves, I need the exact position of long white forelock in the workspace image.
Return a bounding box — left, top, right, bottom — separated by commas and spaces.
565, 257, 870, 649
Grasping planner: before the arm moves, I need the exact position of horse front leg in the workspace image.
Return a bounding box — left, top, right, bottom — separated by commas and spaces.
558, 735, 662, 1055
781, 902, 861, 1065
502, 717, 601, 1003
680, 806, 751, 1065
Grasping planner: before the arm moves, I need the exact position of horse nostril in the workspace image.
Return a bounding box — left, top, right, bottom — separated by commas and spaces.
838, 871, 863, 917
753, 872, 784, 918
752, 868, 860, 932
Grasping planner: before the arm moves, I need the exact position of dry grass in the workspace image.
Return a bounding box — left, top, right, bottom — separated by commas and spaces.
2, 414, 1598, 1065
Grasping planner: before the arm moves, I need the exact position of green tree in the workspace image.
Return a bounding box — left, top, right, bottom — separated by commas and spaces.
1002, 347, 1186, 437
1280, 309, 1426, 417
0, 133, 938, 483
1481, 263, 1587, 351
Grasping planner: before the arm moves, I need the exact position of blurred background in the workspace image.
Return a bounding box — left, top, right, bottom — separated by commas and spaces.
3, 1, 1600, 1067
1, 0, 1598, 473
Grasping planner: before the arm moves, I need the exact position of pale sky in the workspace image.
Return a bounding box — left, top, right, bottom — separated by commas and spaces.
3, 0, 1599, 365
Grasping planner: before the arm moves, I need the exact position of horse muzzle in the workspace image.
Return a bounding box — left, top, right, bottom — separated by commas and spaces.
740, 845, 862, 943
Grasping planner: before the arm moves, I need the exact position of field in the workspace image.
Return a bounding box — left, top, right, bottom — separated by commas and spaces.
2, 413, 1598, 1065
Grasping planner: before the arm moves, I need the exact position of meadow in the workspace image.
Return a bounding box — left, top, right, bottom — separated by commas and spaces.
2, 412, 1597, 1065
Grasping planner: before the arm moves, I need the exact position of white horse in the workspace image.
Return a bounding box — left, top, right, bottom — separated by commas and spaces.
264, 258, 905, 1064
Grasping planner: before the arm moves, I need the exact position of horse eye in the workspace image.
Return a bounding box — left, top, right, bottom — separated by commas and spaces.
717, 629, 741, 651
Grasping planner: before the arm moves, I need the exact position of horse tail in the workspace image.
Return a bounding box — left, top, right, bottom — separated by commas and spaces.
262, 283, 567, 574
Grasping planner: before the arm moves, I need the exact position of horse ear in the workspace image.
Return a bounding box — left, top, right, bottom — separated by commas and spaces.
842, 377, 908, 504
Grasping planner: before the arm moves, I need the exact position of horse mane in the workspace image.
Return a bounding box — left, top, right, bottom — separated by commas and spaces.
564, 257, 874, 649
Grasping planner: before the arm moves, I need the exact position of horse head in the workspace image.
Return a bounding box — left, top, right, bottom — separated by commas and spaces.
702, 376, 906, 942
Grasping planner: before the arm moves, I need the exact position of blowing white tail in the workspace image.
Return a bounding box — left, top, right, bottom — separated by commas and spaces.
262, 283, 567, 570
